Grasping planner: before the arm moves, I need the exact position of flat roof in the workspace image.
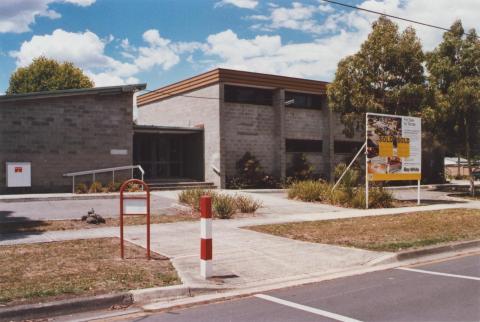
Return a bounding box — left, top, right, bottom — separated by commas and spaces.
0, 84, 146, 102
137, 68, 328, 106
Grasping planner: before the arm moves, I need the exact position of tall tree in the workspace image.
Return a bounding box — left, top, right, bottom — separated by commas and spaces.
327, 16, 426, 137
7, 56, 94, 94
425, 21, 480, 195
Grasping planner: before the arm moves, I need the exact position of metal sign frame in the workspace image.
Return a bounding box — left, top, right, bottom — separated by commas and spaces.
119, 179, 150, 259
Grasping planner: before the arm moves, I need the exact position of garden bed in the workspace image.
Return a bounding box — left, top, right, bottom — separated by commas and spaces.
0, 238, 179, 305
247, 208, 480, 252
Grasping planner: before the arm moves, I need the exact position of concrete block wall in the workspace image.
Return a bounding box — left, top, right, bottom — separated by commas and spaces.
221, 101, 277, 178
136, 85, 221, 187
0, 93, 134, 193
285, 106, 328, 176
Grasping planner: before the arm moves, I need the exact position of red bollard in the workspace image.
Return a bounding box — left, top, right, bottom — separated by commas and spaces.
200, 195, 212, 278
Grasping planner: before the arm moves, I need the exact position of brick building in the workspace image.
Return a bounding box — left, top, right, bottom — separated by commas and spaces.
0, 84, 145, 193
136, 69, 363, 188
0, 69, 364, 193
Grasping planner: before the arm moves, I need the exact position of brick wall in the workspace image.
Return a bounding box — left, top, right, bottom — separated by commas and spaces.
221, 101, 277, 177
136, 85, 222, 187
0, 92, 134, 193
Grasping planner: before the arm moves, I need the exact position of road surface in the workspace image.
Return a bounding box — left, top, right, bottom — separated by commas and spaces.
131, 254, 480, 322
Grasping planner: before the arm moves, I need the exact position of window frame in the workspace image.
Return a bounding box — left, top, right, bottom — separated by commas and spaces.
334, 140, 364, 154
224, 84, 274, 106
285, 139, 323, 153
284, 91, 324, 110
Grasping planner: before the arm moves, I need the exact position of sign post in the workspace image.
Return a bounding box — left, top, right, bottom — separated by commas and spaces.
366, 113, 422, 208
119, 179, 150, 260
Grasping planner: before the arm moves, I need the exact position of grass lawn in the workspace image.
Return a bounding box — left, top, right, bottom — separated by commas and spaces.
0, 213, 197, 234
247, 208, 480, 252
0, 238, 180, 305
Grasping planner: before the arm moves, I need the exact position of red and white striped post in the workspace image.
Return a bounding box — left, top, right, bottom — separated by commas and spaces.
200, 195, 213, 279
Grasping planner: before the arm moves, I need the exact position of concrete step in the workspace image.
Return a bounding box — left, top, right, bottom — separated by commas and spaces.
147, 181, 216, 191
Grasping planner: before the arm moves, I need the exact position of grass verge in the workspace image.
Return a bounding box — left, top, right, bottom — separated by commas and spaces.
0, 238, 180, 305
0, 213, 197, 234
247, 208, 480, 252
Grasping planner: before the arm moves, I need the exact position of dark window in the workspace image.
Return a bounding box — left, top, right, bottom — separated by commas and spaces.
285, 91, 323, 109
224, 85, 273, 106
286, 139, 323, 153
334, 141, 364, 154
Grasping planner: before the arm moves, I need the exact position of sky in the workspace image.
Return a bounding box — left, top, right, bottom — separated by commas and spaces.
0, 0, 479, 93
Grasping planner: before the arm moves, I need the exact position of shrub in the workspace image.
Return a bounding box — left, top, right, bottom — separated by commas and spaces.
75, 183, 88, 194
369, 187, 394, 208
88, 181, 103, 193
288, 180, 329, 202
227, 152, 280, 189
334, 163, 360, 197
178, 189, 217, 211
235, 194, 263, 213
287, 153, 315, 180
107, 181, 122, 192
125, 183, 142, 192
213, 194, 237, 219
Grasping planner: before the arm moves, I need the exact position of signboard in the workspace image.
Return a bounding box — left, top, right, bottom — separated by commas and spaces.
6, 162, 31, 187
366, 113, 421, 181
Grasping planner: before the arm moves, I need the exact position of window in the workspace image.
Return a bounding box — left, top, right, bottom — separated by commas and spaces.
286, 139, 323, 153
224, 85, 273, 106
285, 91, 323, 109
334, 141, 364, 154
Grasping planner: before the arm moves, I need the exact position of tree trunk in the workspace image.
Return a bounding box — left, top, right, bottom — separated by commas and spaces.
457, 155, 461, 178
465, 117, 475, 197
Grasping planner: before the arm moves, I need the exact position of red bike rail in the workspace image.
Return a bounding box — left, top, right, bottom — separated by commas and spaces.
119, 179, 150, 260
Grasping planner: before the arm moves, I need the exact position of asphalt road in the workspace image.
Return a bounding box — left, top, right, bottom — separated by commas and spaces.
132, 254, 480, 322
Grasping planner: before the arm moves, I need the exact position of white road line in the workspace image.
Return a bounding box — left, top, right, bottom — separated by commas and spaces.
254, 294, 362, 322
397, 267, 480, 281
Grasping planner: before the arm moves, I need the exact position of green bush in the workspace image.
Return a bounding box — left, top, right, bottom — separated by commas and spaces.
227, 152, 280, 189
213, 194, 237, 219
235, 194, 263, 213
88, 181, 103, 193
287, 153, 315, 180
178, 189, 217, 211
106, 181, 122, 192
369, 187, 394, 208
287, 180, 330, 202
75, 183, 88, 194
334, 163, 360, 196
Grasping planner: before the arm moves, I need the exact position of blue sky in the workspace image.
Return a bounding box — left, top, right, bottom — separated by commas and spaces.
0, 0, 479, 93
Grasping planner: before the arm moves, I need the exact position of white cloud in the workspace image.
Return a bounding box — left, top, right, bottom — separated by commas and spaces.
250, 2, 335, 34
215, 0, 258, 9
214, 0, 480, 82
134, 29, 205, 71
0, 0, 96, 33
203, 29, 362, 81
9, 28, 204, 87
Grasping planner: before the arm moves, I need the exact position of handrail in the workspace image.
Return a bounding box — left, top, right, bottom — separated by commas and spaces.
64, 165, 144, 177
63, 165, 145, 193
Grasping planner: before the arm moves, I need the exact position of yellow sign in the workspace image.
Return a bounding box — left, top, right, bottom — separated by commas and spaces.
369, 173, 421, 181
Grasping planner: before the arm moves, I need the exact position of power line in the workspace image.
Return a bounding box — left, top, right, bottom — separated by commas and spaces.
319, 0, 477, 37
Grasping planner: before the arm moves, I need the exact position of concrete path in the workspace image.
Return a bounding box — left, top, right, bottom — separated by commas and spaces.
2, 199, 479, 291
0, 194, 176, 221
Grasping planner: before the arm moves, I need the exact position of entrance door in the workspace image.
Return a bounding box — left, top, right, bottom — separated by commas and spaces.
133, 133, 184, 179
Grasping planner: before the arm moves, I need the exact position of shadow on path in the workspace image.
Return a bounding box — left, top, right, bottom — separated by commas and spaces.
0, 211, 48, 242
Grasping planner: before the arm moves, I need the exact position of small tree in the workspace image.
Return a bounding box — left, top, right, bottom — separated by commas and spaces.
425, 21, 480, 195
327, 16, 426, 137
7, 56, 94, 94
